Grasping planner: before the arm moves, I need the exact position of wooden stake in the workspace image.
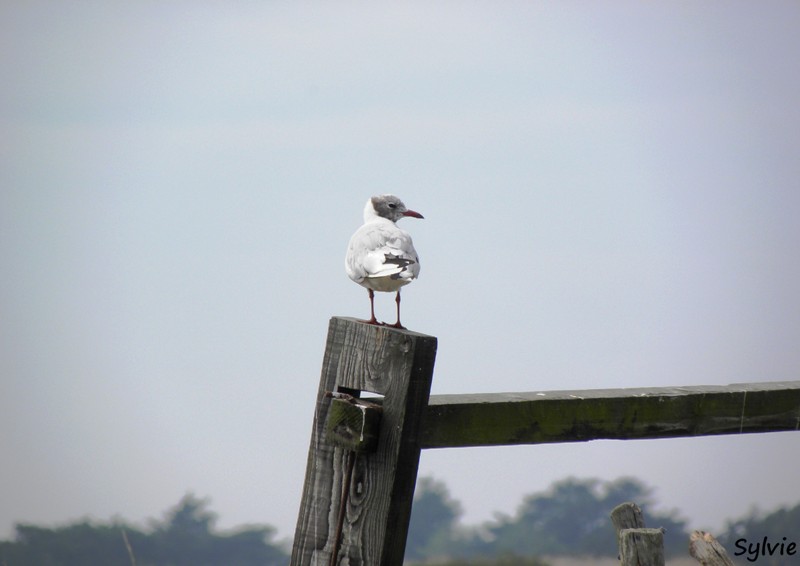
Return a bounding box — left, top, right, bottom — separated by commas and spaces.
689, 530, 735, 566
291, 317, 437, 566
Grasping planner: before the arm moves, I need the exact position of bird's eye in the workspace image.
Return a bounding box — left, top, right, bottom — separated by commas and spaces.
387, 202, 397, 208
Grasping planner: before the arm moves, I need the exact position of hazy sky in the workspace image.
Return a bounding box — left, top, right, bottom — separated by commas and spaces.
2, 1, 799, 546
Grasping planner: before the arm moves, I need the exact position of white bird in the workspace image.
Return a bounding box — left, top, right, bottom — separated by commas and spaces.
345, 195, 423, 329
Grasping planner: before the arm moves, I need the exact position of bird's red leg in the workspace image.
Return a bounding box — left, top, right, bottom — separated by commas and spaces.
365, 289, 379, 325
389, 290, 406, 329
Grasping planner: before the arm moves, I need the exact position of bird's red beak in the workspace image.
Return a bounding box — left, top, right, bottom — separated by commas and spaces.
403, 209, 424, 219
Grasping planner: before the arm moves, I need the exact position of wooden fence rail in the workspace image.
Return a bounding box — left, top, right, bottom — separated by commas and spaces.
291, 317, 800, 566
421, 381, 800, 449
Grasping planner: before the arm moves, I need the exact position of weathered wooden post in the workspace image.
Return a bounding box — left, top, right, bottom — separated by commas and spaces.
689, 530, 735, 566
611, 502, 666, 566
291, 317, 437, 566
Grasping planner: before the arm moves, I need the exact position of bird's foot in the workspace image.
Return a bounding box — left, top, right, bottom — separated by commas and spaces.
355, 315, 406, 329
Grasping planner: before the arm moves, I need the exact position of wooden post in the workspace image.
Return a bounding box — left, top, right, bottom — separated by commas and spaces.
619, 529, 665, 566
291, 317, 437, 566
689, 530, 735, 566
611, 502, 665, 566
610, 502, 646, 541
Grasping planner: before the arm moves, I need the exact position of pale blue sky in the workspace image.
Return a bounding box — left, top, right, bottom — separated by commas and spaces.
2, 1, 799, 545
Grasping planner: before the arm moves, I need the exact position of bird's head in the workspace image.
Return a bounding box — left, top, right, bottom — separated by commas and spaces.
367, 194, 424, 223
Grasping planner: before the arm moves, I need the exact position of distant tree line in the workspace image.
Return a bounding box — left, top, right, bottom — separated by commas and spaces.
407, 476, 800, 564
406, 476, 689, 562
0, 494, 287, 566
2, 477, 798, 565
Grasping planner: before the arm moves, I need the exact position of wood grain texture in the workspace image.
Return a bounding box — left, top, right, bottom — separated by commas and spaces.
619, 528, 665, 566
689, 531, 735, 566
291, 317, 437, 566
421, 381, 800, 449
610, 502, 646, 532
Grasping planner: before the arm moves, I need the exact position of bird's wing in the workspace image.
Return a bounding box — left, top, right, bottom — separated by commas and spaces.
345, 222, 419, 283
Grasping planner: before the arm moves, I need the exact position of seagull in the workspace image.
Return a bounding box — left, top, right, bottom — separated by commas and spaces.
345, 195, 423, 329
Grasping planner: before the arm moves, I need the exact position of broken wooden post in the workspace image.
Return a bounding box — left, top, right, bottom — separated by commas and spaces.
611, 502, 646, 540
611, 502, 665, 566
619, 529, 665, 566
689, 530, 735, 566
291, 317, 437, 566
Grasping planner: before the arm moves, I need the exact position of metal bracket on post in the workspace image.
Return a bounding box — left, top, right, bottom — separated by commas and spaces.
323, 392, 384, 565
325, 391, 383, 454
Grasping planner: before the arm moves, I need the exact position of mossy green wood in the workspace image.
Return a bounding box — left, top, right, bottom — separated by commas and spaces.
420, 381, 800, 449
325, 397, 383, 453
291, 317, 437, 566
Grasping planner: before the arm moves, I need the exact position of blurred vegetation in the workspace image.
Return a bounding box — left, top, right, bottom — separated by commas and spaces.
406, 476, 689, 562
411, 554, 550, 566
1, 477, 797, 565
718, 502, 800, 566
0, 494, 287, 566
